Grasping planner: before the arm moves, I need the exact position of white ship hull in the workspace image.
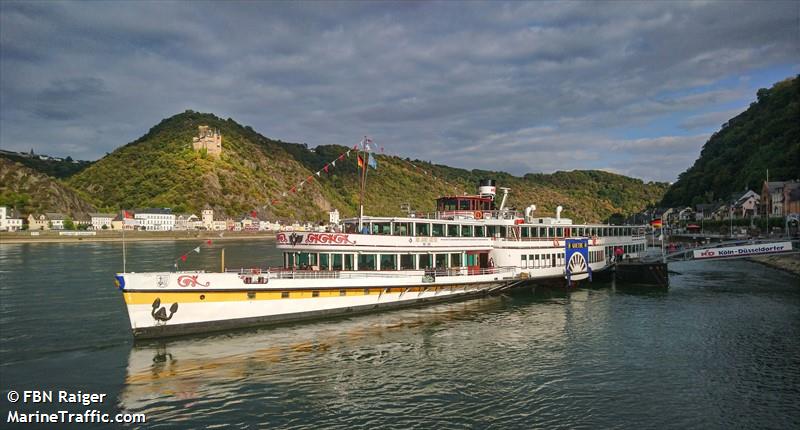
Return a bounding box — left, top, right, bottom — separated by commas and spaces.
117, 269, 518, 339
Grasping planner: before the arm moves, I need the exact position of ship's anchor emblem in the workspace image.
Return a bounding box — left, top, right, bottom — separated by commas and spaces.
289, 233, 304, 246
151, 298, 178, 322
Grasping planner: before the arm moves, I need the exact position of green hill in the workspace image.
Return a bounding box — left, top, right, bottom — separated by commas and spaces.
0, 152, 92, 178
0, 157, 96, 215
67, 110, 668, 223
661, 76, 800, 207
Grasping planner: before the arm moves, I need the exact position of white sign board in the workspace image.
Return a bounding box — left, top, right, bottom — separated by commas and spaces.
693, 242, 793, 260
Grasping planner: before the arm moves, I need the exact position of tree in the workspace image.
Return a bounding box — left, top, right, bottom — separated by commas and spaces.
63, 217, 75, 230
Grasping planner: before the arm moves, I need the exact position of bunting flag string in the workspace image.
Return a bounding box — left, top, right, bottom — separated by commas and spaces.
266, 139, 371, 208
173, 238, 215, 267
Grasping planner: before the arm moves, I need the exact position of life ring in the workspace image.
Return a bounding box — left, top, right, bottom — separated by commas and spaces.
591, 236, 598, 246
474, 211, 483, 219
553, 238, 560, 247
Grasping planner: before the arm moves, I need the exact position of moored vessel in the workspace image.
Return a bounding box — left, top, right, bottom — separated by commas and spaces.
116, 179, 646, 339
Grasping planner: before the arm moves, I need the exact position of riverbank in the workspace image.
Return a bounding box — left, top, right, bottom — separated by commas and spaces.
750, 254, 800, 277
0, 231, 277, 244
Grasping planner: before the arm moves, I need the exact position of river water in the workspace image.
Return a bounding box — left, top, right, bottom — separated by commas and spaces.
0, 240, 798, 429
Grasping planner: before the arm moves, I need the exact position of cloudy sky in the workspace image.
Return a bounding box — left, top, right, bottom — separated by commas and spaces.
1, 1, 797, 182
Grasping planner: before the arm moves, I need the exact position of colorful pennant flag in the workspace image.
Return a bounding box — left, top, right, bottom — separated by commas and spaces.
650, 219, 663, 228
180, 255, 187, 262
193, 247, 201, 254
323, 164, 329, 173
368, 153, 377, 170
357, 154, 365, 169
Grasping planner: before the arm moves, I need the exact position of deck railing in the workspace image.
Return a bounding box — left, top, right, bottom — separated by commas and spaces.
226, 266, 516, 280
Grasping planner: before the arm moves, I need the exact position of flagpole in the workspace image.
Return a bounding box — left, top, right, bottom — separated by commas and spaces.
122, 217, 126, 273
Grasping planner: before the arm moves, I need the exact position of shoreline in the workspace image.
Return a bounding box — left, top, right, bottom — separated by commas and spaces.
0, 231, 277, 244
749, 254, 800, 277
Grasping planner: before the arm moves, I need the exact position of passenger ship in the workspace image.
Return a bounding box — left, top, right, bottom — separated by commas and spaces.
116, 180, 646, 339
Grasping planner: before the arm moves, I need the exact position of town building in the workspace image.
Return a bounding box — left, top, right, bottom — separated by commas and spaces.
45, 213, 67, 230
0, 206, 23, 231
175, 214, 201, 231
731, 190, 760, 218
762, 180, 800, 217
27, 214, 49, 231
192, 126, 222, 157
89, 213, 116, 230
784, 182, 800, 215
134, 208, 176, 231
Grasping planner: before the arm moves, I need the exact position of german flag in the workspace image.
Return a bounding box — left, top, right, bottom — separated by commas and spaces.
650, 218, 662, 228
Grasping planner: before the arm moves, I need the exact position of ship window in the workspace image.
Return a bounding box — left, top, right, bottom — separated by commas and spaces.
521, 227, 529, 238
372, 222, 391, 235
344, 254, 354, 270
431, 223, 444, 237
461, 225, 473, 237
434, 253, 446, 268
556, 227, 563, 237
551, 254, 556, 267
286, 252, 295, 268
458, 200, 469, 210
450, 253, 461, 267
500, 226, 507, 238
400, 254, 415, 270
358, 254, 376, 270
332, 254, 343, 270
416, 222, 430, 236
380, 254, 396, 270
393, 222, 411, 236
312, 290, 320, 297
319, 253, 329, 270
419, 254, 432, 269
297, 252, 310, 268
339, 289, 346, 296
440, 199, 457, 211
487, 225, 497, 237
521, 255, 527, 266
281, 291, 289, 298
547, 227, 554, 238
344, 222, 357, 233
447, 224, 459, 236
474, 226, 485, 237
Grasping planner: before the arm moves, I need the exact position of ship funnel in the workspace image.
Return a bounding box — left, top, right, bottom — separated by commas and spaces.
556, 205, 563, 220
478, 179, 496, 199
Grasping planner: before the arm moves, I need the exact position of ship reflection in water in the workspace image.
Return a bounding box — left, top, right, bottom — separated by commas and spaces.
119, 290, 581, 425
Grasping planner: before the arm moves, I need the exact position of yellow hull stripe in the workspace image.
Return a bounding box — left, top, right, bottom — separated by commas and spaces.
123, 286, 468, 305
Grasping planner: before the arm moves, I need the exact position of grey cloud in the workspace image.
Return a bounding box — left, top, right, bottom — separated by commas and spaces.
1, 0, 797, 182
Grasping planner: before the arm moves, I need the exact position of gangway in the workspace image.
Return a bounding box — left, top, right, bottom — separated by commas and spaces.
646, 238, 799, 263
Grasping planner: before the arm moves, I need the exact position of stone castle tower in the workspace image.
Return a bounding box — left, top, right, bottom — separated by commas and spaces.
192, 125, 222, 157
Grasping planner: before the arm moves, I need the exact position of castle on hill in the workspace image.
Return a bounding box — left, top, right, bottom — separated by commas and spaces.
192, 125, 222, 157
